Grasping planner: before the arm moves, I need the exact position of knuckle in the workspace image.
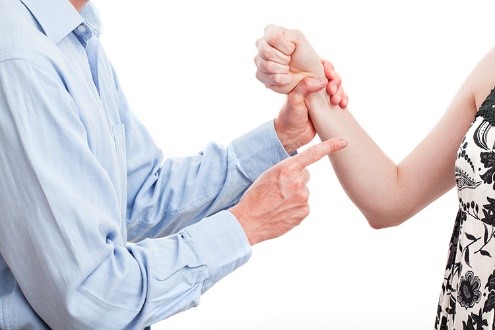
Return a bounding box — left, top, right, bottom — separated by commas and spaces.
300, 205, 310, 219
278, 164, 293, 178
273, 74, 288, 85
301, 77, 312, 88
287, 91, 303, 106
328, 139, 342, 151
323, 60, 334, 70
331, 94, 341, 104
258, 59, 271, 72
253, 56, 262, 70
255, 37, 263, 48
299, 188, 310, 201
307, 147, 323, 164
255, 70, 266, 83
260, 48, 273, 61
266, 34, 281, 47
292, 182, 309, 200
292, 29, 304, 39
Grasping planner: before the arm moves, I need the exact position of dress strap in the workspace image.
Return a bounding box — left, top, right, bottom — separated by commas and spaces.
476, 87, 495, 124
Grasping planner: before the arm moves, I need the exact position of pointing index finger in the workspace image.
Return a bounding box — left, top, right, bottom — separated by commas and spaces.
290, 138, 348, 170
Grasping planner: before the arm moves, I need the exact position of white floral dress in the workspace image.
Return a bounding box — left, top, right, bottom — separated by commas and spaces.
436, 88, 495, 329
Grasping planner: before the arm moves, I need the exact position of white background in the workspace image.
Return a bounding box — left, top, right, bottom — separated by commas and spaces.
95, 1, 495, 329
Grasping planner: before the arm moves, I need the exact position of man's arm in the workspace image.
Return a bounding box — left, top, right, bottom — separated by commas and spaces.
124, 112, 290, 241
0, 52, 346, 329
0, 56, 255, 329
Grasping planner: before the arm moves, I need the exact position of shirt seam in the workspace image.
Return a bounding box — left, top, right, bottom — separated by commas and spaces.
0, 50, 34, 64
0, 56, 80, 118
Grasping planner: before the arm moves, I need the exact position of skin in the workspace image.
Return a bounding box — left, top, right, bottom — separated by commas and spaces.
70, 0, 87, 11
67, 2, 348, 244
254, 25, 348, 108
256, 24, 495, 229
231, 80, 348, 245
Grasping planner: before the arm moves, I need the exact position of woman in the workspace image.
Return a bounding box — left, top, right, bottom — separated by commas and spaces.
255, 24, 495, 328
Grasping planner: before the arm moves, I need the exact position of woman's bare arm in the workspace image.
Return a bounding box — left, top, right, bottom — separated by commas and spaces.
311, 48, 495, 228
255, 25, 495, 228
307, 74, 474, 227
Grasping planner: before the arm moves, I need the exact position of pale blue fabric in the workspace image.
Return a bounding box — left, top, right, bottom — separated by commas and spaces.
0, 0, 289, 328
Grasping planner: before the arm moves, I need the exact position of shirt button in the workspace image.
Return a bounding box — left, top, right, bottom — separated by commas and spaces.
76, 25, 86, 34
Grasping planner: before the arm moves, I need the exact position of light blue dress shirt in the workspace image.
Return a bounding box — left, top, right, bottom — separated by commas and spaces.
0, 0, 289, 328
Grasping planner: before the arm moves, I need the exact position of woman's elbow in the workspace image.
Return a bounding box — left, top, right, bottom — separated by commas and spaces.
364, 212, 407, 230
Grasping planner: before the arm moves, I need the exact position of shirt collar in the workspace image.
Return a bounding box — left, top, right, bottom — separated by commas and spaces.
80, 3, 102, 37
19, 0, 102, 43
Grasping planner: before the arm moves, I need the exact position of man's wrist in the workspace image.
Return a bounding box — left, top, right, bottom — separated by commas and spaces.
273, 119, 299, 155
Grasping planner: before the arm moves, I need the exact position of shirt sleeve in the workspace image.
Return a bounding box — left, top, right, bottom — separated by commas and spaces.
123, 102, 290, 240
0, 55, 284, 329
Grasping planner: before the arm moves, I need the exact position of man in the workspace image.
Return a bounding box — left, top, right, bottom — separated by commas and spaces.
0, 1, 346, 328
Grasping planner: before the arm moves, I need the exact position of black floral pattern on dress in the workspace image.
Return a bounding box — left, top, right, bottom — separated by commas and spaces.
483, 270, 495, 315
457, 166, 482, 190
482, 197, 495, 226
446, 209, 465, 271
459, 139, 477, 172
458, 271, 482, 309
462, 309, 488, 330
474, 120, 492, 151
480, 152, 495, 189
456, 139, 482, 189
440, 317, 448, 330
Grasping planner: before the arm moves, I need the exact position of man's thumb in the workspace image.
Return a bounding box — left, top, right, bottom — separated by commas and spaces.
292, 76, 328, 98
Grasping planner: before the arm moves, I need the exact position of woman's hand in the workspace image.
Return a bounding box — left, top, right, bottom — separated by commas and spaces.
323, 59, 348, 108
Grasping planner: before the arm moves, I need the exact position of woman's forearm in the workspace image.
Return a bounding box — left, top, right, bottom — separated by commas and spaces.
307, 90, 458, 228
307, 91, 403, 227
